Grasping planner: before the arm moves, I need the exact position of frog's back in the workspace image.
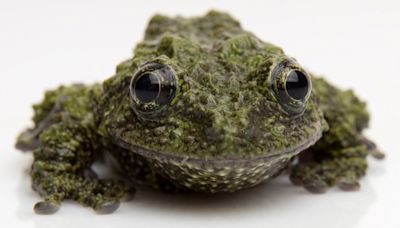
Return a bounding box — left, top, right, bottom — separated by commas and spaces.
144, 11, 244, 46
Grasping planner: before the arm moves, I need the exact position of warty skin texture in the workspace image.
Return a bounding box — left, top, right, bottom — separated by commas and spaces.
15, 11, 383, 214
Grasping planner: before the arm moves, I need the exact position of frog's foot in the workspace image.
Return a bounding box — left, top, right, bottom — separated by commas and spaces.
32, 172, 134, 215
289, 145, 368, 193
29, 121, 136, 215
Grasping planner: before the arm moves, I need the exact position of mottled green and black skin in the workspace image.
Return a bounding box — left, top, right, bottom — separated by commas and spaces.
16, 11, 383, 215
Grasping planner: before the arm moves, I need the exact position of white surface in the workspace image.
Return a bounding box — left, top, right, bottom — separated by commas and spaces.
1, 0, 399, 227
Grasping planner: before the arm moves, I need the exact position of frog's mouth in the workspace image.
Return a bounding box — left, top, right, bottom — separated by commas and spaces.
109, 119, 324, 168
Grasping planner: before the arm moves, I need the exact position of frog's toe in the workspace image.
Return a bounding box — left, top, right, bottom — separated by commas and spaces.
370, 149, 385, 160
337, 178, 361, 191
34, 201, 60, 215
362, 137, 385, 159
81, 181, 129, 214
15, 129, 40, 152
95, 201, 120, 215
304, 183, 328, 194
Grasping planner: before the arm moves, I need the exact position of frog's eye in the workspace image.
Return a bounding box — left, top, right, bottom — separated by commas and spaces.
130, 62, 177, 118
285, 70, 310, 100
269, 59, 312, 116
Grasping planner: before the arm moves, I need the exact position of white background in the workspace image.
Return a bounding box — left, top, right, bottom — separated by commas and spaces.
1, 0, 399, 227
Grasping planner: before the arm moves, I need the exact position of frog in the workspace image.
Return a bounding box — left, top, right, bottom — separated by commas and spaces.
15, 11, 384, 215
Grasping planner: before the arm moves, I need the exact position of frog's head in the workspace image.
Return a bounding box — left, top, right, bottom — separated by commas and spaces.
100, 11, 326, 162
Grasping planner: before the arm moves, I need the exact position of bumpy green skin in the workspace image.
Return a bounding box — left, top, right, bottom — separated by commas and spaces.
16, 11, 382, 214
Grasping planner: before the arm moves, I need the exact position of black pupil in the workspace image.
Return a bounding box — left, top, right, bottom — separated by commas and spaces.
134, 73, 160, 103
285, 70, 309, 100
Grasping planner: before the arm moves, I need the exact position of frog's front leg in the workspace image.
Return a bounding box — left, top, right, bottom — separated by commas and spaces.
290, 77, 385, 193
289, 137, 383, 193
30, 121, 132, 214
17, 85, 133, 214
